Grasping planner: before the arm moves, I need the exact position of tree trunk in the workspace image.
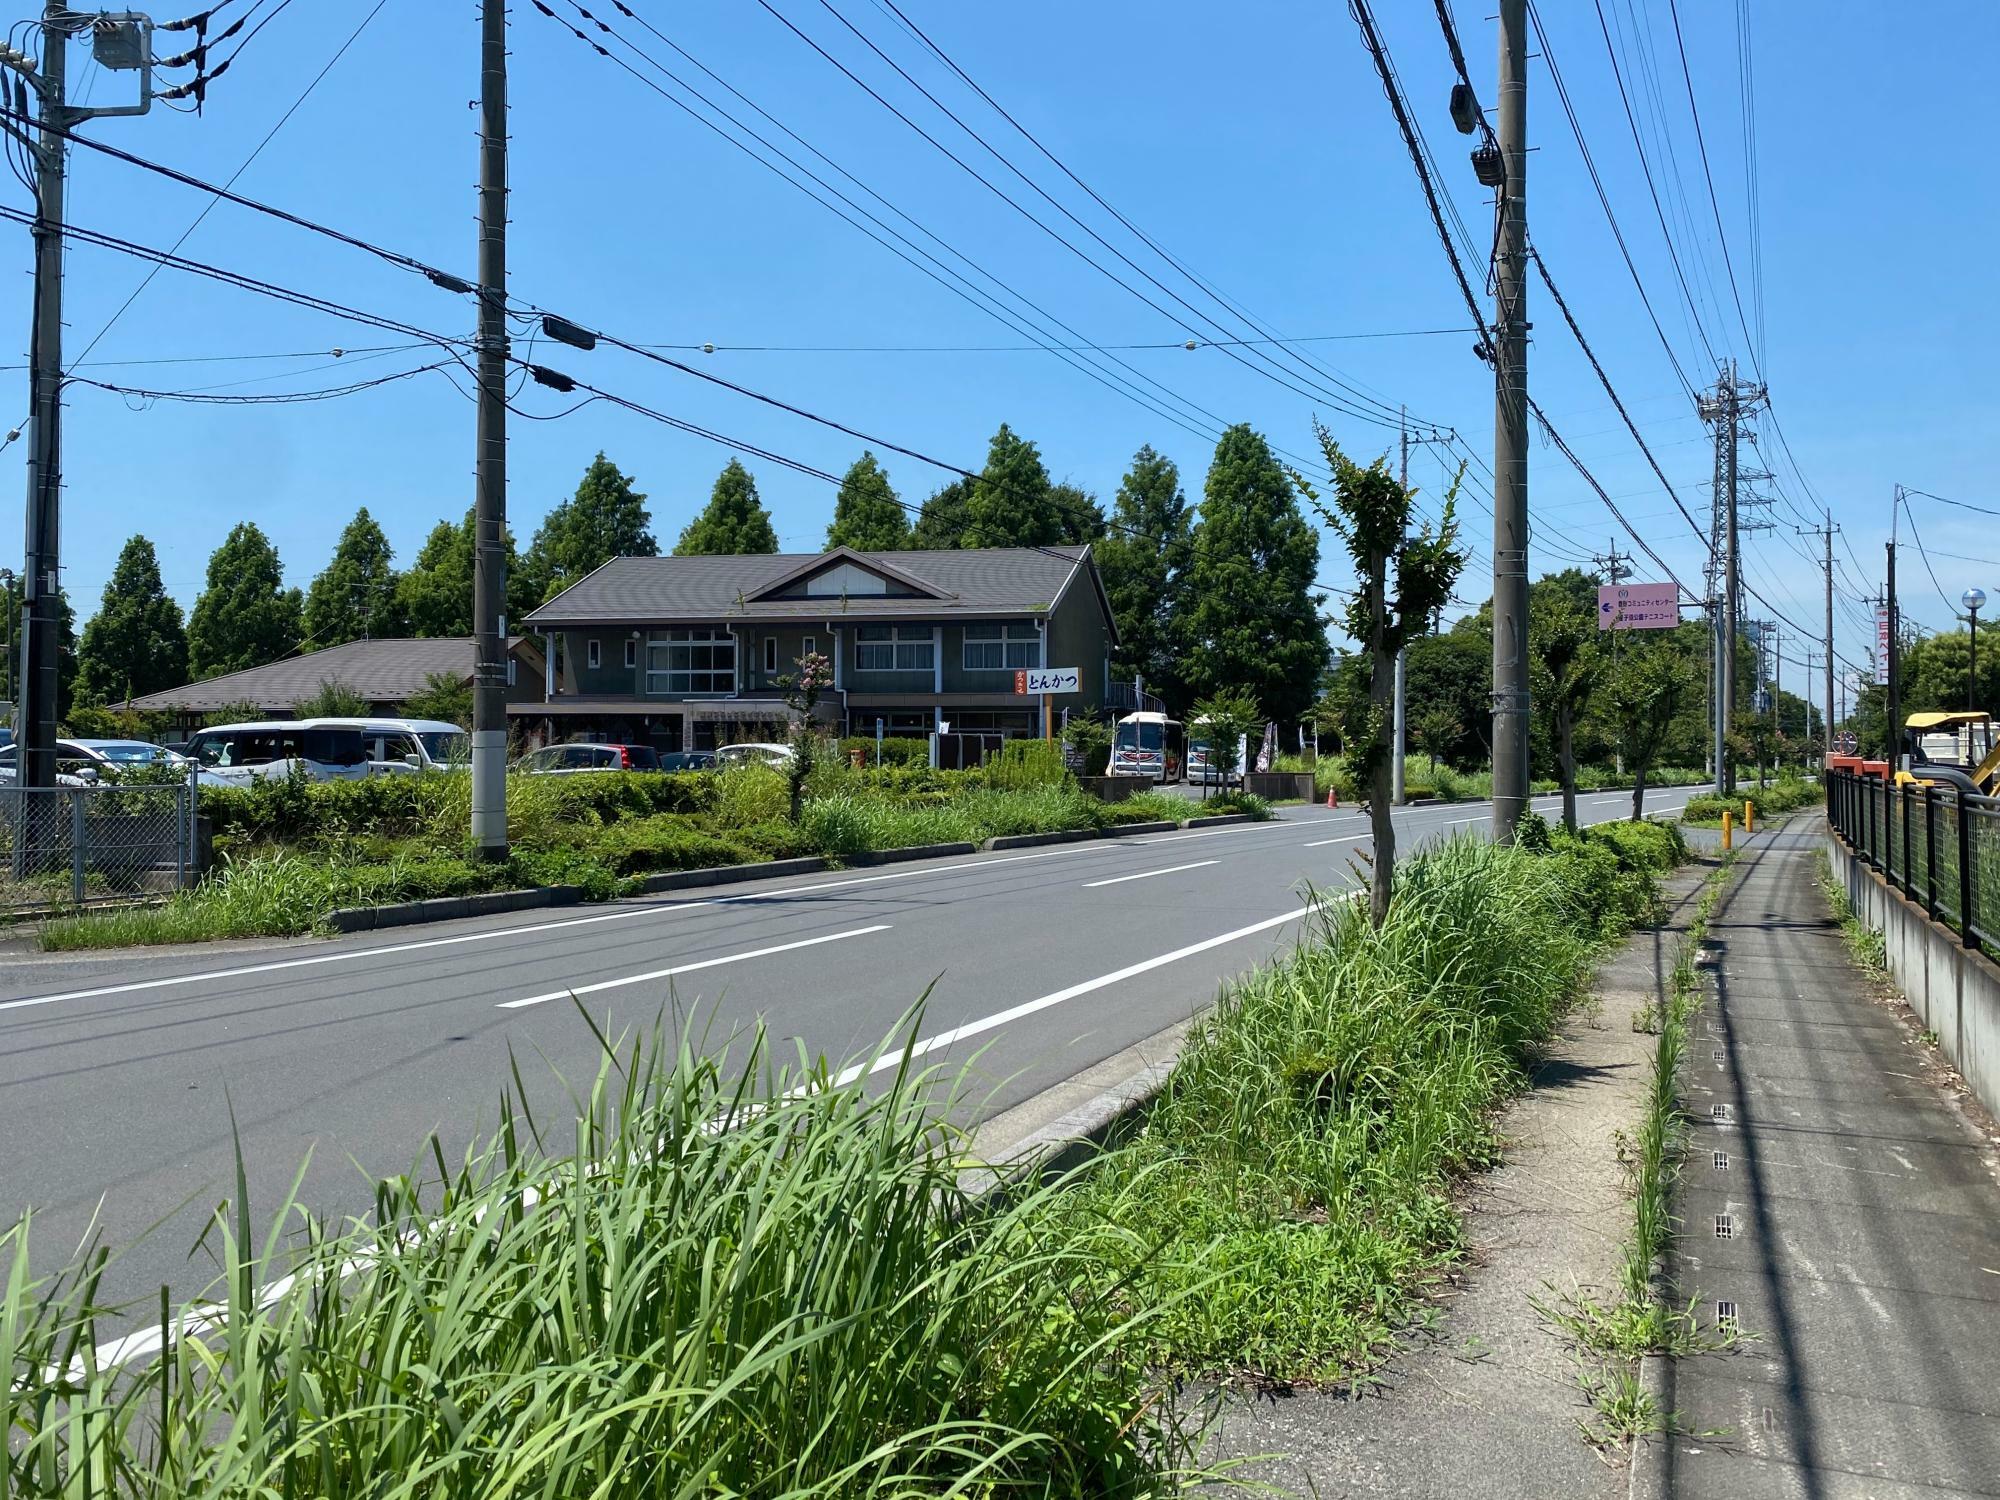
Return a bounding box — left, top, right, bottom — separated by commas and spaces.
1557, 704, 1578, 834
1631, 763, 1649, 821
1368, 570, 1394, 929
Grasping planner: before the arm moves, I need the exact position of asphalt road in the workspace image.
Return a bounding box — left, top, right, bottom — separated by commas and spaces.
0, 785, 1696, 1326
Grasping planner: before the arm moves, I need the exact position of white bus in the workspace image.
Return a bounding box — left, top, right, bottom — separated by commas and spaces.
1110, 711, 1184, 781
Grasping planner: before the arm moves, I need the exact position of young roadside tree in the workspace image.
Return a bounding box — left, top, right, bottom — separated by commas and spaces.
303, 508, 402, 649
401, 669, 473, 729
910, 477, 973, 549
75, 535, 188, 705
1295, 425, 1464, 928
1191, 687, 1259, 797
518, 452, 657, 604
824, 451, 911, 552
1094, 446, 1191, 706
1179, 424, 1328, 729
677, 459, 779, 555
1610, 640, 1697, 819
1529, 591, 1603, 833
187, 522, 303, 678
777, 651, 833, 822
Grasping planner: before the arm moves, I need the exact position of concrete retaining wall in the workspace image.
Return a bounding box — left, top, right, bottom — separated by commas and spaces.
1827, 828, 2000, 1124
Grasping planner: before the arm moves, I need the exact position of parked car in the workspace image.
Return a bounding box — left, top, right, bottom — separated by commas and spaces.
511, 741, 661, 775
182, 718, 466, 785
0, 738, 183, 784
716, 742, 794, 770
659, 750, 718, 772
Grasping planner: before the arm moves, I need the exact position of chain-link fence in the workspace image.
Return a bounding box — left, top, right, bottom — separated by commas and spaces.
0, 779, 198, 914
1829, 769, 2000, 951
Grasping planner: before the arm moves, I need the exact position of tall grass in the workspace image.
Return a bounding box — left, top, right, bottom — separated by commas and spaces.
1, 1024, 1211, 1496
1047, 833, 1636, 1382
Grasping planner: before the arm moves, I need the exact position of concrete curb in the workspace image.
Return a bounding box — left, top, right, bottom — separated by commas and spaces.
1104, 820, 1179, 837
1629, 1350, 1672, 1498
845, 842, 979, 866
327, 885, 585, 934
1185, 812, 1252, 828
634, 857, 827, 893
982, 828, 1103, 851
960, 1019, 1191, 1198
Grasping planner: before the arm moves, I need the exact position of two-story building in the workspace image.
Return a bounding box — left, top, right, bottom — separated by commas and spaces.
515, 545, 1119, 758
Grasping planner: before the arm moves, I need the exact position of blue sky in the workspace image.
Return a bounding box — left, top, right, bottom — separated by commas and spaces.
9, 0, 1995, 696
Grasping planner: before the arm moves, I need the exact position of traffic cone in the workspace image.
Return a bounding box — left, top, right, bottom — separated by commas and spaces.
1325, 787, 1339, 809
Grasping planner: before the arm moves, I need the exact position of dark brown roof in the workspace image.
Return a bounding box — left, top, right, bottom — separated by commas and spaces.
522, 547, 1095, 626
125, 638, 482, 713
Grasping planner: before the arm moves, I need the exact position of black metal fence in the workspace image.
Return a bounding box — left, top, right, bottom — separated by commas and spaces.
1826, 768, 1999, 950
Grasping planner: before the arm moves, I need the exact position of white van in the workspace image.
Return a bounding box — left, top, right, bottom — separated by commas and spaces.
183, 718, 468, 786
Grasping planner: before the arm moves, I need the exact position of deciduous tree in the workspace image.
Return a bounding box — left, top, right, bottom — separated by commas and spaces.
676, 459, 778, 555
1093, 446, 1190, 705
824, 451, 911, 552
962, 424, 1060, 547
1295, 424, 1464, 927
394, 509, 527, 637
303, 508, 402, 648
187, 523, 303, 678
1530, 590, 1602, 832
910, 477, 973, 549
519, 452, 657, 603
1178, 423, 1328, 730
75, 535, 188, 705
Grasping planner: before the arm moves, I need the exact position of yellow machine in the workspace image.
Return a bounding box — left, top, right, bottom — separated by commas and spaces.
1895, 710, 2000, 793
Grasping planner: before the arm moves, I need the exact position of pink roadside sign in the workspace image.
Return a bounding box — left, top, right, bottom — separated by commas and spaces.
1597, 582, 1680, 630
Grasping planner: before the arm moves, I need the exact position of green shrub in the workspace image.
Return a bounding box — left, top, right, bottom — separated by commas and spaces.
983, 738, 1068, 790
836, 734, 933, 768
711, 764, 788, 827
1098, 790, 1191, 826
959, 784, 1099, 836
1192, 790, 1272, 820
584, 816, 754, 877
802, 794, 980, 859
1061, 715, 1113, 777
1048, 834, 1597, 1381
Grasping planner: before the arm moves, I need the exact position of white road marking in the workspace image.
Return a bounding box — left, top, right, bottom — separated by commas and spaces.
496, 925, 891, 1010
838, 905, 1314, 1085
1083, 860, 1218, 888
1304, 835, 1366, 848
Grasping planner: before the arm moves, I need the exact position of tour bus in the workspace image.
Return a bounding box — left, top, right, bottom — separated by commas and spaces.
1109, 711, 1184, 782
1185, 718, 1249, 786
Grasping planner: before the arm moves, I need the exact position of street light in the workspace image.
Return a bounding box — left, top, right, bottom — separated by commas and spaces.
1965, 588, 1987, 712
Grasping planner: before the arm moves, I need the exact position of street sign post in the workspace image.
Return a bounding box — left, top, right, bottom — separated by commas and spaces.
1597, 582, 1680, 630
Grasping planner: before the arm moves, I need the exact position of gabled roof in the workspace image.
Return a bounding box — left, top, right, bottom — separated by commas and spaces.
123, 637, 497, 713
742, 545, 949, 602
524, 546, 1097, 625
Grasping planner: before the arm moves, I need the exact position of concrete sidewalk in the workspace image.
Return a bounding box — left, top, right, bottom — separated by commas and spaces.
1661, 824, 2000, 1497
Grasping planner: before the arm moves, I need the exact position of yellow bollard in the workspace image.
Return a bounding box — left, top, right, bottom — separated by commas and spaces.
1722, 810, 1733, 851
1744, 800, 1754, 835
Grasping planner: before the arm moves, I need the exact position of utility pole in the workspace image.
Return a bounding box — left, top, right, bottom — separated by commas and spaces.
14, 6, 66, 791
1800, 510, 1838, 765
1885, 536, 1900, 767
1490, 0, 1530, 842
470, 0, 510, 859
1393, 408, 1408, 806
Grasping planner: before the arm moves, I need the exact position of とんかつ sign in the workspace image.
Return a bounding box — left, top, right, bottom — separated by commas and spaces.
1014, 667, 1080, 694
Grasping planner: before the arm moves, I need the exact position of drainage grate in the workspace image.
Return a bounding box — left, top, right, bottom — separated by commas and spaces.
1713, 1150, 1730, 1170
1713, 1049, 1726, 1062
1714, 1214, 1735, 1240
1711, 1103, 1731, 1120
1716, 1300, 1739, 1333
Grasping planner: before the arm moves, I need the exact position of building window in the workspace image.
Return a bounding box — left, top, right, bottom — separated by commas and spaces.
962, 621, 1041, 671
802, 634, 816, 662
587, 639, 602, 671
855, 624, 935, 672
763, 636, 778, 674
645, 627, 737, 695
507, 657, 517, 687
624, 638, 637, 669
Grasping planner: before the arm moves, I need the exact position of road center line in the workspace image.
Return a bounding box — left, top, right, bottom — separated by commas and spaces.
1082, 860, 1217, 888
496, 925, 891, 1010
1303, 835, 1367, 848
839, 905, 1313, 1085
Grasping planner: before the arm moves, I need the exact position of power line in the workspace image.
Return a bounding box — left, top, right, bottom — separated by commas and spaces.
1663, 0, 1759, 376
69, 360, 450, 406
